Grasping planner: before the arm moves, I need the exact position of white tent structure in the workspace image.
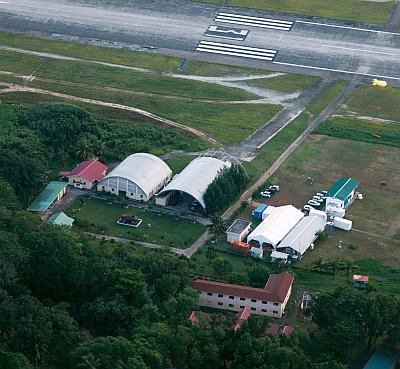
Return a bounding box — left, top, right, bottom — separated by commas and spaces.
247, 205, 304, 248
97, 153, 172, 201
157, 156, 229, 210
277, 215, 326, 259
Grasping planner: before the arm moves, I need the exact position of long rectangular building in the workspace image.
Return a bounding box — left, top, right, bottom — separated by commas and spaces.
192, 272, 293, 318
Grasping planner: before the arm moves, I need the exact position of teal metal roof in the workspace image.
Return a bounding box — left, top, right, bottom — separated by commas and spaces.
27, 181, 68, 212
363, 349, 398, 369
327, 178, 359, 201
47, 212, 74, 227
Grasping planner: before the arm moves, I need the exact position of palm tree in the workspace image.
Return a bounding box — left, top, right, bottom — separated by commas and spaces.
326, 257, 344, 279
311, 257, 326, 275
77, 353, 101, 369
206, 214, 227, 240
342, 257, 359, 280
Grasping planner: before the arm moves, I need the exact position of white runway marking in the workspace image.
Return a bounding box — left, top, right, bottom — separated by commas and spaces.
0, 1, 11, 3
273, 61, 400, 81
296, 20, 400, 36
196, 40, 277, 61
215, 12, 293, 31
321, 44, 397, 56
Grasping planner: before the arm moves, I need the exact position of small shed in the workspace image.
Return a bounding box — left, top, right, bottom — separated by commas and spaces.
226, 219, 252, 242
363, 348, 398, 369
353, 274, 369, 288
327, 178, 359, 209
252, 204, 267, 220
27, 181, 68, 213
270, 250, 289, 263
47, 212, 74, 227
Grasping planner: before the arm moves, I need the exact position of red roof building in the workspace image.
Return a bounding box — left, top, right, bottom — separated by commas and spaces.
192, 272, 293, 318
188, 311, 198, 325
267, 323, 295, 336
59, 158, 108, 190
353, 274, 369, 289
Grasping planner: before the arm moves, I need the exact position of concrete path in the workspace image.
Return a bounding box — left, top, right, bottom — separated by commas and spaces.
389, 0, 400, 28
223, 79, 333, 161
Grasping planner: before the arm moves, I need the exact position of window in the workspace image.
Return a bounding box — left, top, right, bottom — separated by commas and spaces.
262, 309, 267, 313
273, 302, 279, 306
102, 186, 105, 190
140, 195, 144, 198
251, 299, 256, 303
262, 300, 267, 304
273, 310, 278, 314
240, 305, 245, 309
131, 192, 133, 196
240, 297, 245, 301
229, 295, 234, 300
207, 292, 213, 296
251, 307, 256, 311
218, 294, 223, 298
218, 302, 223, 306
229, 304, 234, 307
111, 188, 114, 192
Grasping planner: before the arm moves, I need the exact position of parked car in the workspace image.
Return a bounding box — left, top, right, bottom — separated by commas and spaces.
321, 190, 328, 195
260, 191, 272, 198
315, 192, 325, 198
312, 196, 324, 202
308, 200, 321, 207
267, 187, 277, 193
269, 185, 280, 192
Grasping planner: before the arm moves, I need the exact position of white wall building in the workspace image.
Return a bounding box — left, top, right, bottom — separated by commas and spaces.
226, 219, 252, 242
192, 272, 294, 318
97, 153, 172, 202
277, 215, 326, 259
247, 205, 304, 249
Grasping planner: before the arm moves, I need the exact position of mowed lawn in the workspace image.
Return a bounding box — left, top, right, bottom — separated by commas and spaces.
67, 198, 205, 248
265, 135, 400, 267
228, 0, 395, 24
246, 73, 319, 93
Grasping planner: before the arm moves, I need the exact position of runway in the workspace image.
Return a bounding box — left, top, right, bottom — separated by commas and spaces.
1, 0, 400, 80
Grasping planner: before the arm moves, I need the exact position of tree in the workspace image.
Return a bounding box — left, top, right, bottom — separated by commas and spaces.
325, 258, 344, 279
206, 215, 227, 240
213, 257, 233, 276
228, 271, 250, 286
248, 265, 270, 288
311, 257, 326, 275
0, 352, 33, 369
341, 257, 358, 280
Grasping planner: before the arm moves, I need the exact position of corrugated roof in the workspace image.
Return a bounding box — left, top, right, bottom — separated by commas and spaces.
227, 219, 252, 234
192, 272, 293, 303
158, 157, 229, 209
47, 212, 74, 227
247, 205, 304, 247
328, 178, 359, 201
100, 153, 171, 197
278, 215, 326, 255
59, 158, 108, 182
27, 181, 68, 212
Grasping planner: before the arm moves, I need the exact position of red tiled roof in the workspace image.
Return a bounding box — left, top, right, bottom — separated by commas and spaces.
281, 325, 295, 336
267, 323, 280, 335
353, 274, 369, 283
264, 272, 294, 302
188, 311, 198, 325
59, 159, 108, 182
192, 272, 293, 303
234, 307, 250, 331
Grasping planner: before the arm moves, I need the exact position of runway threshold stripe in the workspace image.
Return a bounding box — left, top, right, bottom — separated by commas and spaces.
215, 12, 293, 31
196, 41, 277, 61
199, 40, 277, 53
215, 19, 292, 31
196, 48, 275, 61
218, 12, 293, 24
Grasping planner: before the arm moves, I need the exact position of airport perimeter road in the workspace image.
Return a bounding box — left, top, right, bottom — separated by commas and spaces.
1, 0, 400, 80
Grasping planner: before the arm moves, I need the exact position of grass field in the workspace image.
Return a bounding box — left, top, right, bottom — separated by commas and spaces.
247, 74, 319, 93
227, 0, 395, 24
244, 81, 347, 180
337, 85, 400, 122
67, 197, 205, 248
265, 135, 400, 267
0, 31, 264, 77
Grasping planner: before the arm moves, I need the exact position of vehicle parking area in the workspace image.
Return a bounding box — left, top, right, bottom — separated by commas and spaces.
261, 135, 400, 267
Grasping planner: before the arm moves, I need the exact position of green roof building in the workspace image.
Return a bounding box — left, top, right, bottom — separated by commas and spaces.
363, 349, 398, 369
327, 178, 359, 208
27, 181, 68, 213
47, 212, 74, 227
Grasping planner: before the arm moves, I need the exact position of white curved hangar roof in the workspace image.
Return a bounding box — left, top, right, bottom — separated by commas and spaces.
104, 153, 172, 196
158, 157, 230, 209
247, 205, 304, 247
